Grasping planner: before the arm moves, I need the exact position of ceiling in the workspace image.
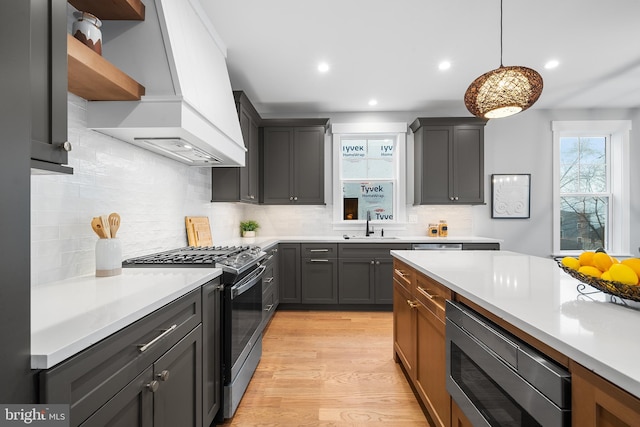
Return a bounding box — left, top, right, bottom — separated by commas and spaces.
201, 0, 640, 116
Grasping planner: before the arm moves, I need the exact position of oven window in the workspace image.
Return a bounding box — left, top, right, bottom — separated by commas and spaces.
451, 343, 541, 427
231, 282, 262, 364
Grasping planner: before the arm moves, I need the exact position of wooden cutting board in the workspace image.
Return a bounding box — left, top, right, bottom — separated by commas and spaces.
185, 216, 213, 247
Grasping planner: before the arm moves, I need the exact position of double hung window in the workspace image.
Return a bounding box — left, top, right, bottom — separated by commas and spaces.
552, 121, 631, 255
332, 123, 406, 226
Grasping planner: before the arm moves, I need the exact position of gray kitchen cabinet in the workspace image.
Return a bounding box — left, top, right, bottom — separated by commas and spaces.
261, 119, 329, 205
1, 0, 37, 403
461, 242, 500, 250
338, 243, 411, 305
301, 243, 338, 304
202, 280, 223, 427
278, 243, 302, 304
261, 245, 280, 330
29, 0, 72, 174
40, 287, 208, 427
80, 326, 202, 427
212, 91, 260, 203
411, 117, 487, 205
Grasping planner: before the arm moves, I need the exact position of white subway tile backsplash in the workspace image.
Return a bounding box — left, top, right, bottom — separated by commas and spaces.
31, 93, 475, 286
31, 94, 245, 286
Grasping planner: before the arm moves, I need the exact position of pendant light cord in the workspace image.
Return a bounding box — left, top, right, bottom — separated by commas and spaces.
500, 0, 504, 67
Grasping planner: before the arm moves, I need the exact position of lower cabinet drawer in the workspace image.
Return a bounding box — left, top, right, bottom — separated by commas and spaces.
40, 289, 202, 426
262, 282, 278, 329
415, 272, 451, 323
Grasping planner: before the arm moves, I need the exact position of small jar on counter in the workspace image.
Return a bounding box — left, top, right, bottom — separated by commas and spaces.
428, 223, 439, 237
438, 220, 448, 237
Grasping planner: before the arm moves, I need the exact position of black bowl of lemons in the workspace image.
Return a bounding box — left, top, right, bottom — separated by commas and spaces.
558, 249, 640, 302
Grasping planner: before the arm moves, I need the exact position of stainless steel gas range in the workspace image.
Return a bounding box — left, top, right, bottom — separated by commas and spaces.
123, 245, 267, 419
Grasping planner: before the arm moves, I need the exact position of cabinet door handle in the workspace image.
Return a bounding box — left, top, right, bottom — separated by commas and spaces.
417, 286, 436, 300
157, 370, 170, 382
309, 249, 329, 252
294, 196, 298, 201
290, 196, 294, 201
370, 260, 375, 265
454, 196, 459, 201
264, 277, 274, 283
147, 380, 160, 393
449, 196, 454, 201
138, 324, 177, 353
407, 300, 419, 309
310, 259, 329, 262
394, 269, 406, 277
264, 304, 274, 312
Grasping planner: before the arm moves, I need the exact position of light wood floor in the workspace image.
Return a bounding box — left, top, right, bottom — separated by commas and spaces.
221, 310, 429, 426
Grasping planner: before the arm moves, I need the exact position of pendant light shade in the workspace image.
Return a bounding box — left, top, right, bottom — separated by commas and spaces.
464, 65, 543, 118
464, 0, 543, 119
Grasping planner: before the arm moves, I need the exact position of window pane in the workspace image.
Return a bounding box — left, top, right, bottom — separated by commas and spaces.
560, 196, 608, 250
343, 181, 394, 221
559, 137, 607, 193
340, 136, 396, 222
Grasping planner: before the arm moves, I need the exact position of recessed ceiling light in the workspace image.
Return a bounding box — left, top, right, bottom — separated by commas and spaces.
544, 60, 560, 69
318, 62, 330, 73
438, 61, 451, 71
368, 99, 378, 106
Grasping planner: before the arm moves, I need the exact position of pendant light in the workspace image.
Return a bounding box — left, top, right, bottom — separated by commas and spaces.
464, 0, 543, 119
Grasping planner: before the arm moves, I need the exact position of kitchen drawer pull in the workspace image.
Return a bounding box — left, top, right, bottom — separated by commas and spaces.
309, 249, 329, 252
417, 286, 436, 300
310, 259, 329, 262
264, 304, 274, 312
264, 277, 274, 283
394, 269, 406, 278
138, 324, 177, 353
407, 300, 419, 309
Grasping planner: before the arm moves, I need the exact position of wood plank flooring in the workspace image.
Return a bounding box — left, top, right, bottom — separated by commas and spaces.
221, 310, 429, 426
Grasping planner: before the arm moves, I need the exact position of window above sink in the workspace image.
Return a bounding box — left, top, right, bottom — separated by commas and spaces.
331, 122, 408, 227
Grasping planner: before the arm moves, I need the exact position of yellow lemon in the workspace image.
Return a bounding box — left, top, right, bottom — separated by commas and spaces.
611, 257, 620, 264
578, 265, 602, 278
601, 271, 613, 281
579, 251, 595, 267
561, 256, 581, 270
608, 264, 639, 286
621, 258, 640, 277
592, 252, 614, 272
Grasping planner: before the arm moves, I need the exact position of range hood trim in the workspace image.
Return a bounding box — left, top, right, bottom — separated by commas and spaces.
88, 96, 247, 166
84, 0, 246, 167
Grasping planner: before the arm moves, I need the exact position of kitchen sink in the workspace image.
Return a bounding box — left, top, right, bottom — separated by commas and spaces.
343, 235, 398, 240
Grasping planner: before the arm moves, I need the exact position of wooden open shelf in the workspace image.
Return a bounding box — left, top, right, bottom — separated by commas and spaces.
67, 34, 145, 101
67, 0, 145, 20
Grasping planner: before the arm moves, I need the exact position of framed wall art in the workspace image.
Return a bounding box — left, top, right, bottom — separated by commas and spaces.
491, 174, 531, 219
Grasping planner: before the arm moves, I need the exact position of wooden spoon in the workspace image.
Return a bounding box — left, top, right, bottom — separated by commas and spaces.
101, 215, 111, 239
91, 217, 106, 238
108, 212, 121, 238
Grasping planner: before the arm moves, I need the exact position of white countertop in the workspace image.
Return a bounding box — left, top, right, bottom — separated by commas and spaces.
31, 268, 221, 369
242, 235, 500, 246
391, 250, 640, 398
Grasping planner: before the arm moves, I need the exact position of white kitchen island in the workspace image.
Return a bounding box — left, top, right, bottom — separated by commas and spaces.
390, 249, 640, 400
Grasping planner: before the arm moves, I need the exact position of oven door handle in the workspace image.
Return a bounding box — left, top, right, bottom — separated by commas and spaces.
231, 265, 266, 299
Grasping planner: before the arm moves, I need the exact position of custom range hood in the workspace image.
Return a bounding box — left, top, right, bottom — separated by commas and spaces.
85, 0, 245, 166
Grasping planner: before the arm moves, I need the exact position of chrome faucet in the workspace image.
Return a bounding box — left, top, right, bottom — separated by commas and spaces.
366, 211, 374, 236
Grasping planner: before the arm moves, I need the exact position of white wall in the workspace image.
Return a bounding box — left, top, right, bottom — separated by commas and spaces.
30, 94, 245, 286
31, 95, 639, 286
473, 108, 640, 258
